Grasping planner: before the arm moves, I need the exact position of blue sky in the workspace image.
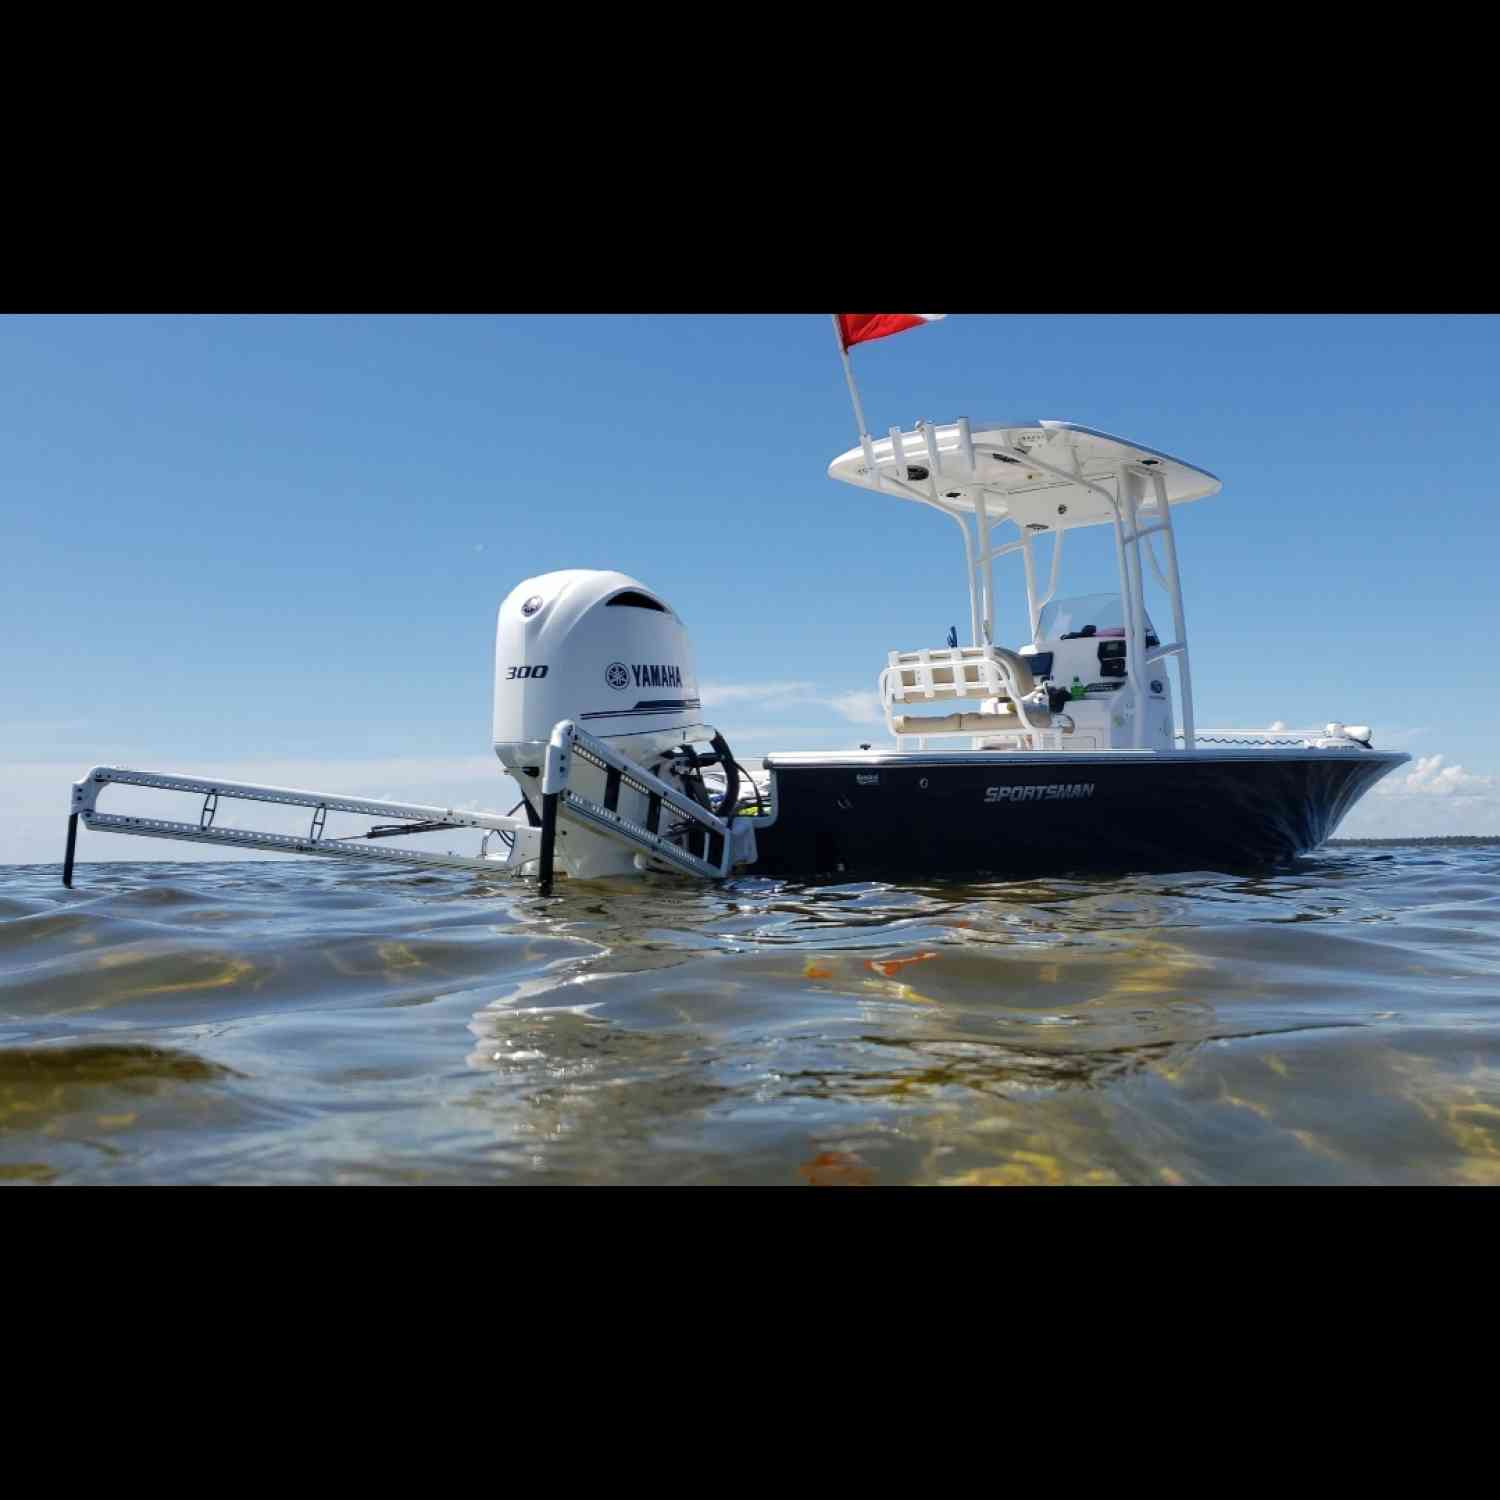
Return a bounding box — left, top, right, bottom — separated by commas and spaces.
5, 313, 1498, 863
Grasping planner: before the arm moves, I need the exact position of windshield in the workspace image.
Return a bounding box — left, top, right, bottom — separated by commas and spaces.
1036, 593, 1155, 640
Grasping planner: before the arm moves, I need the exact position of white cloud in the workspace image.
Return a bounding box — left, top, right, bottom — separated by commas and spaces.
1376, 754, 1495, 798
698, 679, 817, 707
699, 679, 887, 726
716, 721, 876, 744
1338, 794, 1500, 837
829, 689, 886, 725
1336, 752, 1500, 836
713, 724, 888, 757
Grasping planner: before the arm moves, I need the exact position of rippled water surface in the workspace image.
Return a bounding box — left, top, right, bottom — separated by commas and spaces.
3, 849, 1498, 1185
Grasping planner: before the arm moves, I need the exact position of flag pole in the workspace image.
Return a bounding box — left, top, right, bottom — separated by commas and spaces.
831, 315, 879, 479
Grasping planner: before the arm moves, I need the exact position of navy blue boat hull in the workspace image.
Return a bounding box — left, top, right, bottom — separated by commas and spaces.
749, 750, 1405, 880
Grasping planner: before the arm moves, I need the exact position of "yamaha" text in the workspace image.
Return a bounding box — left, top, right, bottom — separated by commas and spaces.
984, 783, 1095, 803
631, 664, 683, 688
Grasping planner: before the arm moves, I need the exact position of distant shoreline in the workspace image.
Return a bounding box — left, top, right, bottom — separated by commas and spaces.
1328, 835, 1500, 847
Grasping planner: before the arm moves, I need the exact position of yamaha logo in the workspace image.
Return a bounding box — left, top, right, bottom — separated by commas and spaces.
520, 595, 543, 617
605, 662, 630, 691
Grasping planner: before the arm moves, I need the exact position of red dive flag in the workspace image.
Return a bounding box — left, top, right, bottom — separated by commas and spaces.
836, 313, 946, 351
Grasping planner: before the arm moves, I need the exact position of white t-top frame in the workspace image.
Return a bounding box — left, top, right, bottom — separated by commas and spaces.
827, 418, 1223, 750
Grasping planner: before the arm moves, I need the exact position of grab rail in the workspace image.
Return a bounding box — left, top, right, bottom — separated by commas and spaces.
537, 721, 737, 894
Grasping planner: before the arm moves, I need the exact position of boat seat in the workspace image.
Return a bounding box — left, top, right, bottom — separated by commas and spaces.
893, 705, 1053, 734
885, 645, 1036, 702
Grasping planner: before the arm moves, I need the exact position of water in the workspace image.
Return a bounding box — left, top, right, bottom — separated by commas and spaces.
2, 848, 1498, 1185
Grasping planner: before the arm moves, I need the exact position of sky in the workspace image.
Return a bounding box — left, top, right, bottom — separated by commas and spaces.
4, 312, 1498, 865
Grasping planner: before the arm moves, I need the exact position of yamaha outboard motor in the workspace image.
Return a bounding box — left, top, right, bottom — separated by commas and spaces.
493, 569, 738, 878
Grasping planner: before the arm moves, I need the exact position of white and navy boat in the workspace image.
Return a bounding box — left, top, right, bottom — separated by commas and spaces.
63, 417, 1407, 890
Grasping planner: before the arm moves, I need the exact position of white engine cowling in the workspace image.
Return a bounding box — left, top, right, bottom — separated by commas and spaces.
493, 569, 709, 779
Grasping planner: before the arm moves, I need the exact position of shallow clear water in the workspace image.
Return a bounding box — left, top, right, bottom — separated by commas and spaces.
2, 849, 1498, 1185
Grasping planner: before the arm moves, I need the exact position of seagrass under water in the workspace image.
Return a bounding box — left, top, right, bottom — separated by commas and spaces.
2, 847, 1498, 1185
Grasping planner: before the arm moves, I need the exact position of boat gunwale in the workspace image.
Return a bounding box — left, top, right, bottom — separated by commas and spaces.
762, 748, 1411, 770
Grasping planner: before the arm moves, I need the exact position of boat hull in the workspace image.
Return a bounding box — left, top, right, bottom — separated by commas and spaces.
750, 749, 1406, 880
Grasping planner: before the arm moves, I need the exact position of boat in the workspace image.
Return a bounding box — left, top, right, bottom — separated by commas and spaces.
62, 415, 1407, 890
749, 417, 1408, 877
